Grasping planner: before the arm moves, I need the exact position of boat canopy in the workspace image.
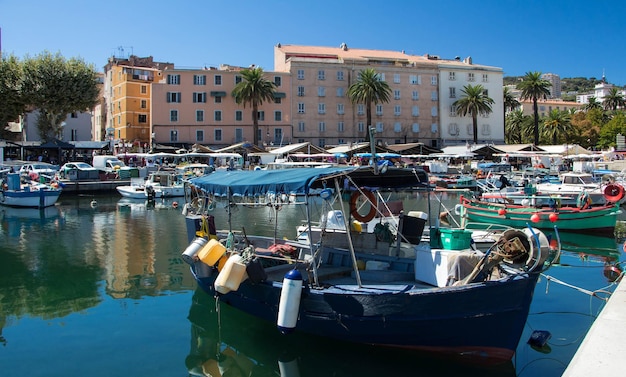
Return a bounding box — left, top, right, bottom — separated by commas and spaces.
188, 166, 429, 197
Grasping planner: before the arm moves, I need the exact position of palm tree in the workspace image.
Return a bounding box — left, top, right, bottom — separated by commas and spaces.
517, 71, 550, 145
453, 84, 495, 144
583, 97, 602, 112
505, 110, 531, 144
231, 67, 276, 147
503, 87, 520, 139
348, 68, 391, 142
603, 87, 625, 111
542, 109, 572, 144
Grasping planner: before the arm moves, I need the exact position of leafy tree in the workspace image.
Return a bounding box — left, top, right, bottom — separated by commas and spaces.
0, 55, 27, 139
231, 66, 276, 147
453, 84, 494, 144
517, 71, 550, 145
603, 88, 625, 111
348, 68, 391, 142
505, 110, 532, 144
542, 109, 572, 144
598, 111, 626, 148
21, 52, 99, 141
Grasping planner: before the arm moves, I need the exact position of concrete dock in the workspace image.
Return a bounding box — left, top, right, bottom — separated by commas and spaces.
562, 274, 626, 376
59, 179, 131, 194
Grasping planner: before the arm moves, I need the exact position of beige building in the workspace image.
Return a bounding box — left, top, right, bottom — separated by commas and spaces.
519, 99, 582, 118
151, 65, 291, 148
274, 44, 504, 148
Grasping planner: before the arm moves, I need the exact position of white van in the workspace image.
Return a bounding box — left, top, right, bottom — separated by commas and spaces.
92, 155, 126, 172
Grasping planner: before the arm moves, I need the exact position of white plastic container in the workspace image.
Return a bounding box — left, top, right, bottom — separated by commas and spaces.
181, 237, 208, 265
214, 254, 248, 294
365, 260, 390, 271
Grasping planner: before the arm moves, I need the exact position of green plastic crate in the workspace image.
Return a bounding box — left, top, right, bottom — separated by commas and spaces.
439, 228, 472, 250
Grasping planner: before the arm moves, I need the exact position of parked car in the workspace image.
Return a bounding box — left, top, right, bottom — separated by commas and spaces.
58, 162, 100, 181
18, 162, 59, 178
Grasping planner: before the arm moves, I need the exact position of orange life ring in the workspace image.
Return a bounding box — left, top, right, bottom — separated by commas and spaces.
350, 189, 377, 222
604, 184, 625, 203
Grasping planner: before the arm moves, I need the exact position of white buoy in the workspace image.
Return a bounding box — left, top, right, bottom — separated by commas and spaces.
90, 200, 98, 208
277, 269, 303, 334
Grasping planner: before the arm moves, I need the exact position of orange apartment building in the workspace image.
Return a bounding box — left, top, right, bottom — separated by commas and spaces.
104, 56, 174, 151
150, 65, 291, 149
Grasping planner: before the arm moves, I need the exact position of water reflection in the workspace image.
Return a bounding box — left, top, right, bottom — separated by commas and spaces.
186, 288, 516, 377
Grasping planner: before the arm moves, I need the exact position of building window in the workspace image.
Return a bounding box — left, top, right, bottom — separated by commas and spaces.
394, 89, 401, 100
449, 72, 455, 81
196, 110, 204, 122
431, 76, 437, 85
274, 111, 282, 121
318, 70, 325, 80
214, 110, 222, 121
215, 129, 222, 141
394, 122, 402, 132
297, 69, 305, 80
297, 86, 305, 96
274, 97, 281, 104
412, 91, 419, 100
235, 75, 242, 84
193, 92, 207, 103
214, 95, 222, 104
394, 105, 401, 116
336, 87, 344, 97
410, 75, 421, 85
337, 103, 344, 115
358, 122, 365, 132
338, 121, 344, 132
140, 100, 147, 108
141, 85, 147, 94
235, 110, 243, 121
376, 122, 384, 132
431, 123, 438, 133
468, 72, 475, 82
412, 123, 419, 133
214, 75, 222, 85
449, 87, 456, 98
319, 138, 325, 147
298, 103, 305, 114
167, 92, 181, 103
431, 91, 438, 101
138, 114, 147, 123
393, 73, 401, 84
274, 76, 281, 87
412, 106, 419, 116
319, 122, 326, 132
481, 124, 491, 135
194, 75, 206, 85
449, 105, 457, 116
357, 104, 365, 115
318, 87, 325, 97
482, 74, 488, 82
170, 130, 178, 142
298, 121, 305, 132
318, 103, 326, 114
337, 71, 344, 80
170, 110, 178, 122
376, 104, 383, 115
196, 130, 204, 141
257, 111, 265, 121
235, 128, 243, 143
431, 107, 438, 116
167, 74, 180, 85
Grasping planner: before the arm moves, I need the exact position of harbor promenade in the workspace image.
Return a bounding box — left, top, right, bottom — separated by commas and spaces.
562, 274, 626, 376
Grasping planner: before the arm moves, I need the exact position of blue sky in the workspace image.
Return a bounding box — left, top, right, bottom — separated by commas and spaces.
2, 0, 625, 86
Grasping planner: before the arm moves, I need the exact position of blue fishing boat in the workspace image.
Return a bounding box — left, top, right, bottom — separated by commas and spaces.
180, 166, 561, 361
0, 172, 62, 208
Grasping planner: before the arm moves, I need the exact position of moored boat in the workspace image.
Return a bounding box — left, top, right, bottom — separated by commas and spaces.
179, 166, 561, 361
459, 195, 620, 236
0, 172, 62, 208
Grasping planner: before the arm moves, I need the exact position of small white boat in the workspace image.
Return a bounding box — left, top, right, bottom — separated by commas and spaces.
116, 171, 185, 198
116, 177, 162, 199
0, 173, 62, 208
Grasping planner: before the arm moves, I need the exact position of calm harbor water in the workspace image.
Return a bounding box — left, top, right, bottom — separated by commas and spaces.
0, 192, 622, 376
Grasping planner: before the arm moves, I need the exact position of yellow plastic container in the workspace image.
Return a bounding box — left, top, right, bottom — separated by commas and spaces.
197, 239, 226, 266
214, 254, 248, 294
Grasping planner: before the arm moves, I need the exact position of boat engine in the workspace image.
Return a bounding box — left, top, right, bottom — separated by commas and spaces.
495, 228, 553, 272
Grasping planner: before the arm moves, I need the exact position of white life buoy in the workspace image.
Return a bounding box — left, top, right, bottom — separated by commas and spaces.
277, 269, 303, 334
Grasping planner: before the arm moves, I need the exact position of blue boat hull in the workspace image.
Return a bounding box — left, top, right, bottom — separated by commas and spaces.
192, 263, 539, 361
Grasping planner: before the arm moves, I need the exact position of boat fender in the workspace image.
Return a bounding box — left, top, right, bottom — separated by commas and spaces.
603, 183, 625, 203
349, 189, 377, 222
277, 269, 303, 334
576, 192, 591, 210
